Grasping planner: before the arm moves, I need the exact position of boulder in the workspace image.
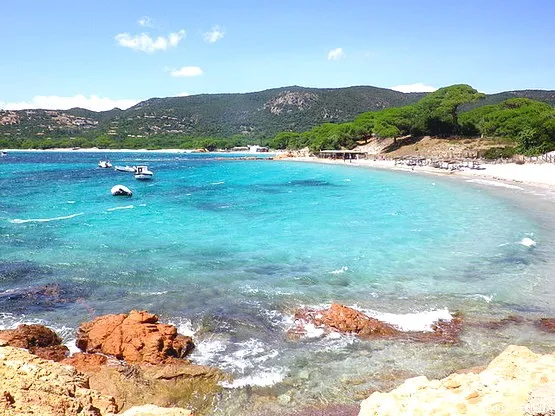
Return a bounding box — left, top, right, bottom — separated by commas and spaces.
76, 310, 194, 364
358, 345, 555, 416
293, 303, 462, 343
0, 324, 69, 361
0, 346, 117, 415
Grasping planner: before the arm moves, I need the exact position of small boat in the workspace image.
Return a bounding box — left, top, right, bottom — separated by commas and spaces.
114, 165, 137, 173
134, 165, 153, 180
98, 160, 112, 168
111, 185, 133, 196
0, 151, 7, 157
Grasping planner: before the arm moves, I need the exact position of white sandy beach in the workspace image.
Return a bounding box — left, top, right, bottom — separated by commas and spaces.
285, 156, 555, 189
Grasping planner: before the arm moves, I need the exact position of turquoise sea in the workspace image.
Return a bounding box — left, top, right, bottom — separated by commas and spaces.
1, 151, 554, 414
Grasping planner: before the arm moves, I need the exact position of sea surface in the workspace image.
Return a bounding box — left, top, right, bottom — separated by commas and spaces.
1, 151, 554, 414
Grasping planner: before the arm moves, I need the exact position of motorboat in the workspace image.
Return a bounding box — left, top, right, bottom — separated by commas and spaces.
111, 185, 133, 196
114, 165, 137, 173
98, 160, 112, 168
134, 165, 153, 180
0, 151, 7, 157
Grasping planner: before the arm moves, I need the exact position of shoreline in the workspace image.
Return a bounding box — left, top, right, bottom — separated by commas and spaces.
280, 156, 555, 192
6, 148, 555, 190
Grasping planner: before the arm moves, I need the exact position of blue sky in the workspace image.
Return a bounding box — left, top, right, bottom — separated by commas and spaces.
1, 0, 554, 111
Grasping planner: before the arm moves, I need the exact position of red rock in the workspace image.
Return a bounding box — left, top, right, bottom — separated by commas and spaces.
0, 324, 69, 361
535, 318, 555, 333
293, 304, 463, 344
76, 310, 195, 364
62, 352, 108, 373
0, 324, 63, 349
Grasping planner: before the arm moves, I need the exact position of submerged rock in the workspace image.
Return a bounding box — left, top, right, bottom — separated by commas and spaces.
535, 318, 555, 333
76, 310, 194, 364
358, 345, 555, 416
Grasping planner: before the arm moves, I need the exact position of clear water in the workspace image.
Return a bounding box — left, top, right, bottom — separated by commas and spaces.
1, 151, 554, 414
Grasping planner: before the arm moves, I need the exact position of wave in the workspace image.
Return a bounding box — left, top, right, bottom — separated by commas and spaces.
9, 212, 84, 224
211, 181, 225, 185
519, 237, 537, 248
368, 308, 452, 332
107, 205, 134, 212
292, 305, 454, 337
329, 266, 348, 275
220, 368, 286, 388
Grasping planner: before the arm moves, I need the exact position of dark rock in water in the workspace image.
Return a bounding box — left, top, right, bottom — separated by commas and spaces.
0, 261, 49, 284
535, 318, 555, 333
287, 179, 335, 187
471, 314, 525, 330
0, 324, 69, 361
76, 310, 195, 364
0, 282, 85, 313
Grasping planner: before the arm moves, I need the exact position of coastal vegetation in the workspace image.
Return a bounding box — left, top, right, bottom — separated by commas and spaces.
268, 85, 555, 156
1, 85, 554, 156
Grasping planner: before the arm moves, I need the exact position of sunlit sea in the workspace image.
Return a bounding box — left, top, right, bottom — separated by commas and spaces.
1, 151, 554, 414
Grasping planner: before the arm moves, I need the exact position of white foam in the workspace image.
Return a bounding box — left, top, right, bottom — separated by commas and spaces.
468, 294, 493, 303
520, 237, 537, 248
369, 308, 452, 332
9, 212, 84, 224
329, 266, 348, 275
211, 181, 225, 185
220, 368, 286, 388
67, 201, 76, 204
466, 179, 524, 190
107, 205, 134, 212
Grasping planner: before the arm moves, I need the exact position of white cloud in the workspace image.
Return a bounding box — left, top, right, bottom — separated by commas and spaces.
137, 16, 153, 27
390, 83, 438, 93
170, 66, 203, 77
176, 92, 190, 97
203, 25, 225, 43
115, 29, 185, 53
327, 47, 345, 61
0, 95, 140, 112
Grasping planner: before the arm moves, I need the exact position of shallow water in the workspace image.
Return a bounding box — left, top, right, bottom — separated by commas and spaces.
1, 151, 554, 414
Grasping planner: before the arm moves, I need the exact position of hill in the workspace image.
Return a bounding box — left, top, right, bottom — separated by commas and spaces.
1, 86, 554, 148
0, 86, 426, 143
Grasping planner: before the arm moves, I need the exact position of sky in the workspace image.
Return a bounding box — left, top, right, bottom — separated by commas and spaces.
1, 0, 554, 111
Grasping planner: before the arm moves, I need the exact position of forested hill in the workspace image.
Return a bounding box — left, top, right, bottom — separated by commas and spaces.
0, 86, 426, 142
1, 86, 554, 147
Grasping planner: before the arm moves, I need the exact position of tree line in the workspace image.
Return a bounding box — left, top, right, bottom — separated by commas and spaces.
267, 84, 555, 156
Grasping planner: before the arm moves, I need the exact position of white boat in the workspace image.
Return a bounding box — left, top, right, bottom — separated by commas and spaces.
134, 165, 153, 180
114, 165, 137, 173
98, 160, 112, 168
0, 151, 7, 157
111, 185, 133, 196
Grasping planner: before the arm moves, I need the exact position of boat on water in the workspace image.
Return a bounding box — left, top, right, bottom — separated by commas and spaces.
98, 160, 112, 168
0, 151, 7, 157
134, 165, 153, 180
111, 184, 133, 196
114, 165, 137, 173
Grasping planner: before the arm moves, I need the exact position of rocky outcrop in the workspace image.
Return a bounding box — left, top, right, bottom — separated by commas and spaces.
292, 303, 463, 343
0, 324, 69, 361
358, 345, 555, 416
76, 310, 194, 364
0, 346, 117, 415
535, 318, 555, 333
